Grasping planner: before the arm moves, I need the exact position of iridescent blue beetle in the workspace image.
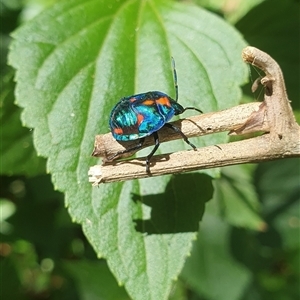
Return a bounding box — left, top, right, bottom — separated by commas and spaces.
109, 58, 202, 172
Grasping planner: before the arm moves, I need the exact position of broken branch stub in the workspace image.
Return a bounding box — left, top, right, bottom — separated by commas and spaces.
89, 46, 300, 184
240, 46, 298, 138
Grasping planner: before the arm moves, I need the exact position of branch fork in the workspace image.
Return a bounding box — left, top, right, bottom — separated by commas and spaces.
89, 47, 300, 184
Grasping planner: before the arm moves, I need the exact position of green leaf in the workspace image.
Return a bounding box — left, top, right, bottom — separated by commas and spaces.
181, 200, 252, 300
228, 159, 300, 300
9, 0, 247, 299
63, 260, 130, 300
0, 198, 16, 234
255, 158, 300, 249
214, 165, 266, 230
0, 72, 46, 176
194, 0, 264, 23
85, 173, 213, 299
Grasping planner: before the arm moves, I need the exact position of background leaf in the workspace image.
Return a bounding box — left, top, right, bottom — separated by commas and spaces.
63, 260, 130, 300
181, 200, 252, 300
0, 175, 97, 300
214, 165, 266, 230
0, 2, 46, 177
8, 0, 248, 299
229, 159, 300, 300
236, 0, 300, 109
193, 0, 265, 23
0, 71, 46, 176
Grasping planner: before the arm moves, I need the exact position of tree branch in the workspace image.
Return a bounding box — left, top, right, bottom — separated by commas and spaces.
89, 47, 300, 185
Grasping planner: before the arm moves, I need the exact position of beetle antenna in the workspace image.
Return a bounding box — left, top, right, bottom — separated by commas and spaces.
182, 106, 203, 114
171, 57, 178, 102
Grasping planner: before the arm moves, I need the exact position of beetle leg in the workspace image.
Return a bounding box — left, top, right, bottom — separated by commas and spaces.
164, 123, 197, 150
107, 138, 145, 161
145, 131, 160, 173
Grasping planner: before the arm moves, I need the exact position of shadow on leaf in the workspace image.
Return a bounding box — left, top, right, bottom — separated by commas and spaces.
133, 173, 213, 234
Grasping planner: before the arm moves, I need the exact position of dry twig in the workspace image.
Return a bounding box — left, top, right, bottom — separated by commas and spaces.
89, 47, 300, 184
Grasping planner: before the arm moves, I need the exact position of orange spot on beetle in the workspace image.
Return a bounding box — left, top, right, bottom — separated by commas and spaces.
114, 128, 123, 135
137, 113, 144, 125
143, 99, 155, 106
156, 97, 171, 107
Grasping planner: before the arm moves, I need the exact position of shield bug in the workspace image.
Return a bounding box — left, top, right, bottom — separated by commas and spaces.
109, 58, 202, 172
